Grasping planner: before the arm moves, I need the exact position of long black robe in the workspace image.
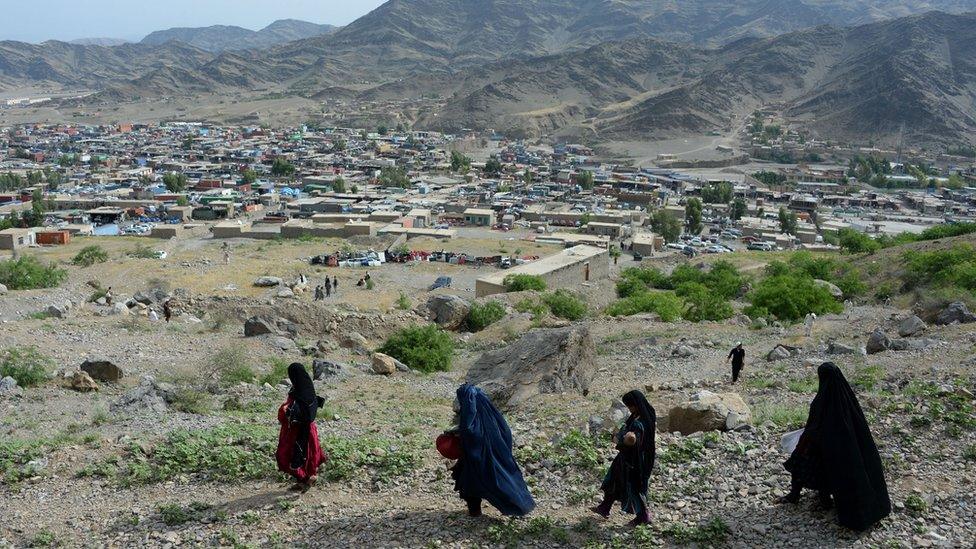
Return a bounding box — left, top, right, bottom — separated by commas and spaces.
785, 362, 891, 531
601, 390, 656, 514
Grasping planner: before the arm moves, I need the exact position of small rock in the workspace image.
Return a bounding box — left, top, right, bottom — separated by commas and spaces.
866, 328, 891, 355
81, 358, 124, 382
254, 276, 283, 287
827, 341, 857, 355
370, 352, 398, 375
935, 302, 976, 325
672, 345, 695, 358
70, 370, 99, 392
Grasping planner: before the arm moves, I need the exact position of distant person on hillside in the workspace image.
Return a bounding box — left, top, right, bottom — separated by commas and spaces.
104, 287, 113, 306
313, 286, 323, 301
779, 362, 890, 531
804, 313, 817, 337
324, 278, 332, 297
357, 277, 366, 287
163, 300, 172, 322
364, 271, 371, 282
332, 276, 338, 294
727, 342, 746, 384
443, 384, 535, 518
590, 390, 656, 526
276, 363, 326, 491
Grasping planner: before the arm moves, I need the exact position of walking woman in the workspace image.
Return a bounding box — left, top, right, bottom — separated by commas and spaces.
780, 362, 890, 531
447, 384, 535, 518
276, 363, 326, 490
591, 390, 656, 526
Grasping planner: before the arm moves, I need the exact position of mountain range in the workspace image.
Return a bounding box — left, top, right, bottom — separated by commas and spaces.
139, 19, 337, 52
1, 1, 975, 147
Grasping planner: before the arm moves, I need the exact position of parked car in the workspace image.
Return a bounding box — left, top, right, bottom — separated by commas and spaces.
705, 245, 730, 254
681, 246, 698, 258
747, 242, 774, 251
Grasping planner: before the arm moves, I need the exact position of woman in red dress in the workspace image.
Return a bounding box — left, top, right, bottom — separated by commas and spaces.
276, 363, 326, 490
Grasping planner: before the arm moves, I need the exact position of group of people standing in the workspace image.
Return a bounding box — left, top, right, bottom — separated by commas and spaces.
314, 277, 339, 301
275, 361, 891, 533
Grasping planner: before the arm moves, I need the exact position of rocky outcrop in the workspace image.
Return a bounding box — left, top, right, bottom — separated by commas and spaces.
467, 325, 595, 409
668, 391, 752, 435
371, 352, 399, 375
426, 295, 471, 331
827, 341, 859, 355
312, 359, 347, 380
767, 344, 800, 362
935, 302, 976, 326
111, 376, 175, 414
244, 316, 298, 338
81, 358, 124, 382
253, 276, 283, 287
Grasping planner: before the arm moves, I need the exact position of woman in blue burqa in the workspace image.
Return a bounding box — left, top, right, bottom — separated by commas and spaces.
448, 384, 535, 517
591, 390, 656, 526
780, 362, 890, 531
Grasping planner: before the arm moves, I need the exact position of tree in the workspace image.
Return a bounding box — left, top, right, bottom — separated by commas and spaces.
778, 207, 798, 235
22, 189, 47, 227
332, 176, 347, 193
576, 171, 595, 190
650, 210, 682, 243
43, 169, 64, 192
377, 125, 389, 136
271, 158, 296, 177
450, 151, 471, 173
523, 169, 533, 185
685, 198, 703, 235
731, 198, 747, 220
176, 196, 190, 207
837, 228, 881, 254
58, 154, 75, 167
333, 139, 347, 152
700, 182, 733, 204
484, 156, 503, 177
242, 169, 257, 185
752, 171, 786, 186
163, 173, 188, 193
378, 166, 410, 188
182, 135, 195, 151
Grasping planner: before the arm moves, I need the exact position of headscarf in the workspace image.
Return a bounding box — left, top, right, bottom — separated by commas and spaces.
622, 390, 656, 472
801, 362, 890, 530
287, 363, 319, 423
455, 384, 535, 516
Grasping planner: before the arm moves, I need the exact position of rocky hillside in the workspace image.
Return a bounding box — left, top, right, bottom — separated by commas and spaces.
140, 19, 337, 52
417, 11, 976, 146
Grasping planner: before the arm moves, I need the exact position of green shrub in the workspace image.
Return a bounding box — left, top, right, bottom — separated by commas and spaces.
606, 291, 683, 321
0, 256, 67, 290
258, 358, 297, 386
676, 282, 734, 322
788, 251, 837, 280
662, 516, 730, 545
835, 269, 868, 298
745, 274, 843, 322
170, 389, 211, 415
515, 297, 548, 320
503, 274, 546, 292
0, 346, 53, 387
72, 245, 109, 267
127, 244, 158, 259
838, 228, 881, 254
542, 290, 588, 321
395, 292, 411, 310
616, 276, 648, 298
466, 301, 506, 332
670, 261, 744, 299
754, 403, 807, 429
903, 244, 976, 291
377, 325, 455, 373
206, 345, 252, 384
320, 434, 423, 483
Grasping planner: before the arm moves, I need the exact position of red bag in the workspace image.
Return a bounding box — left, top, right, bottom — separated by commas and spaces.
436, 433, 462, 460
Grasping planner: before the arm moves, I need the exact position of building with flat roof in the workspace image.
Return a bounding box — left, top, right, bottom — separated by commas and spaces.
631, 232, 664, 255
464, 208, 495, 226
475, 245, 608, 297
0, 228, 35, 251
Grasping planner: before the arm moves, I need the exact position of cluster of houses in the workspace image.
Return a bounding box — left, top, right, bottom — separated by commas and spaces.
2, 121, 975, 256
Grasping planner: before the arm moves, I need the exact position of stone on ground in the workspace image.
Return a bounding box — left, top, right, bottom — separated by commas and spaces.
814, 279, 844, 300
866, 328, 891, 354
70, 370, 99, 392
935, 302, 976, 325
111, 376, 174, 414
426, 294, 471, 331
81, 358, 124, 382
898, 315, 927, 337
767, 344, 799, 361
668, 391, 752, 435
253, 276, 283, 287
466, 325, 595, 409
371, 352, 399, 375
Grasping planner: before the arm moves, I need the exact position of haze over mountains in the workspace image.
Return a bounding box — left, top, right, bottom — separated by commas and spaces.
1, 0, 975, 147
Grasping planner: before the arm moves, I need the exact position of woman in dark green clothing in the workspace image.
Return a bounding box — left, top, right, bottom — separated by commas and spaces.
590, 390, 656, 526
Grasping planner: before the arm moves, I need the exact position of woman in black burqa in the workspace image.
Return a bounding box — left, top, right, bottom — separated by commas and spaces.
591, 390, 656, 526
781, 362, 891, 531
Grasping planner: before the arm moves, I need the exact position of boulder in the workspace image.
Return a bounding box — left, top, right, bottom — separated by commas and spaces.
814, 279, 844, 300
466, 325, 596, 409
276, 287, 295, 299
111, 376, 174, 414
890, 338, 942, 352
253, 276, 283, 287
866, 328, 891, 355
269, 336, 297, 352
672, 345, 695, 358
827, 341, 858, 355
668, 391, 753, 435
426, 295, 471, 331
371, 353, 398, 375
898, 315, 927, 337
312, 360, 347, 380
81, 359, 124, 382
132, 291, 155, 306
46, 302, 71, 319
767, 344, 799, 362
0, 283, 7, 295
340, 332, 368, 350
244, 316, 276, 337
70, 371, 99, 392
935, 302, 976, 325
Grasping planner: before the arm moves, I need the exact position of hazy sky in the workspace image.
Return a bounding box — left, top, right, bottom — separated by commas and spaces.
0, 0, 387, 43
